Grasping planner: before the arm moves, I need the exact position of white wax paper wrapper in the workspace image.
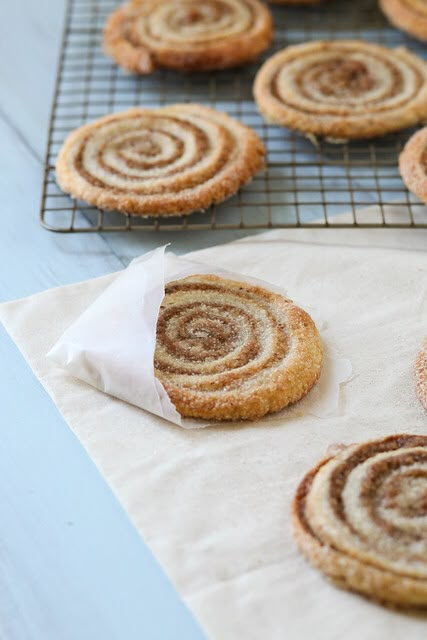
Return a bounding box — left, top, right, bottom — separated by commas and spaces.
48, 246, 351, 428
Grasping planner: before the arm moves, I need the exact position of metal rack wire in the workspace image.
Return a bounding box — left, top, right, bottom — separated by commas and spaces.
40, 0, 427, 232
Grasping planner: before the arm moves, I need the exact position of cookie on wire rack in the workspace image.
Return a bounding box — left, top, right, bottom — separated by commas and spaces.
292, 434, 427, 608
154, 274, 323, 421
415, 340, 427, 411
399, 127, 427, 207
103, 0, 273, 74
55, 105, 265, 218
380, 0, 427, 42
254, 40, 427, 140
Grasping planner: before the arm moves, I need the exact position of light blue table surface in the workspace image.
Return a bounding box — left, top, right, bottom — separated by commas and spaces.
0, 1, 257, 637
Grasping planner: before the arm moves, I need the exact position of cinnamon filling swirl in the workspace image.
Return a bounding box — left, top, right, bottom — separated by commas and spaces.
73, 115, 226, 196
153, 274, 323, 420
138, 0, 254, 45
271, 51, 420, 114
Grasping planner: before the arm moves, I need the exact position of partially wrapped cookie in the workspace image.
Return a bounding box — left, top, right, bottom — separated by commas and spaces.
48, 248, 352, 428
154, 274, 323, 420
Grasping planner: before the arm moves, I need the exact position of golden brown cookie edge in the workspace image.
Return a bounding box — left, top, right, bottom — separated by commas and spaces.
415, 339, 427, 411
399, 126, 427, 205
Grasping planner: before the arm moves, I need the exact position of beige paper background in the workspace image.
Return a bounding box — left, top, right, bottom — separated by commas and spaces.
1, 223, 427, 639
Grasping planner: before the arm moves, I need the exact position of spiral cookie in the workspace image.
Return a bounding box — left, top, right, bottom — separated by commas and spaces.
254, 40, 427, 140
380, 0, 427, 42
103, 0, 273, 74
399, 127, 427, 206
154, 275, 323, 421
55, 105, 265, 217
292, 434, 427, 608
415, 340, 427, 411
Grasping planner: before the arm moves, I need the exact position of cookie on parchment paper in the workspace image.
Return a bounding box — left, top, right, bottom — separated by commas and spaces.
155, 274, 323, 421
292, 434, 427, 608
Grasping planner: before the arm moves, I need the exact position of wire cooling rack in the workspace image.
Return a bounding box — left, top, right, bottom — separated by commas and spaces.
40, 0, 427, 232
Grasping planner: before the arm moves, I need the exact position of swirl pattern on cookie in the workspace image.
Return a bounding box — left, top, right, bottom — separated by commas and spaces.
399, 126, 427, 206
55, 105, 265, 217
415, 340, 427, 411
254, 40, 427, 139
154, 275, 323, 420
292, 434, 427, 608
103, 0, 273, 73
380, 0, 427, 42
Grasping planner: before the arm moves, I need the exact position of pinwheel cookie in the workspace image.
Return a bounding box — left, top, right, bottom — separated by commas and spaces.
254, 40, 427, 139
399, 127, 427, 206
55, 105, 265, 217
292, 434, 427, 608
154, 275, 323, 421
415, 340, 427, 411
380, 0, 427, 42
103, 0, 273, 74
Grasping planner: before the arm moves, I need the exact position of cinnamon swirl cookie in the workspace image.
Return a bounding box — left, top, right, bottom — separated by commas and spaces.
254, 40, 427, 140
399, 127, 427, 206
380, 0, 427, 42
154, 275, 323, 421
103, 0, 273, 74
292, 434, 427, 608
415, 340, 427, 411
55, 105, 265, 217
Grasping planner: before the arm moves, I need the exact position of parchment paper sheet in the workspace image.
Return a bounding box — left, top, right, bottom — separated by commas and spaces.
1, 220, 427, 639
47, 246, 350, 427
